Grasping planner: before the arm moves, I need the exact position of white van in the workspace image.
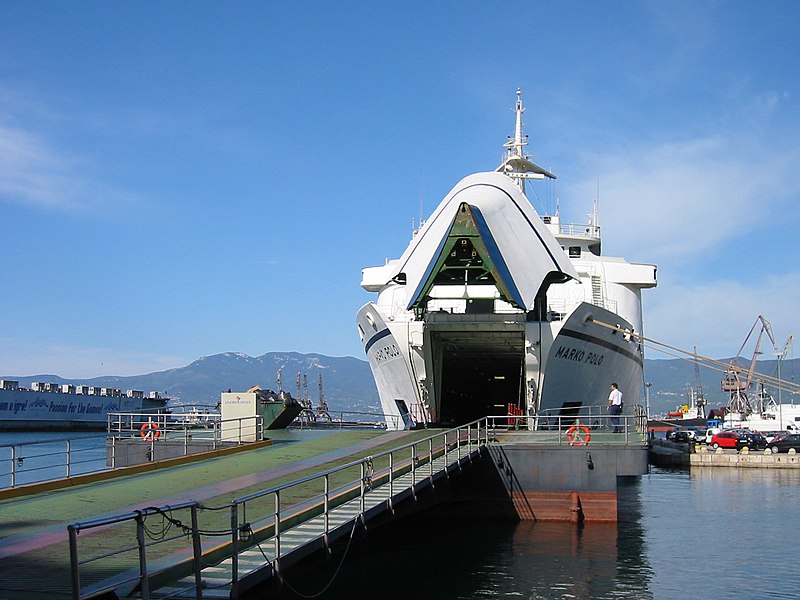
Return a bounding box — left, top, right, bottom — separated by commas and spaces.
704, 428, 721, 445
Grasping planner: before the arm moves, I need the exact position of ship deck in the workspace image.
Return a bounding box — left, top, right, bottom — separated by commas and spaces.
0, 428, 431, 599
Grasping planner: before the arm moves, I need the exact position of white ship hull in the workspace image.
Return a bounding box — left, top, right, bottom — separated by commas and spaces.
0, 387, 166, 430
357, 91, 655, 430
359, 300, 644, 430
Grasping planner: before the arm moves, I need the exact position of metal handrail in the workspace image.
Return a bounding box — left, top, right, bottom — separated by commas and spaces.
1, 435, 107, 489
1, 415, 265, 491
486, 413, 646, 446
291, 410, 394, 429
66, 414, 643, 599
67, 419, 488, 600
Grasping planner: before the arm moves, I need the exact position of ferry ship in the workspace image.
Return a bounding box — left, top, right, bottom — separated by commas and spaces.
357, 90, 657, 430
0, 379, 167, 430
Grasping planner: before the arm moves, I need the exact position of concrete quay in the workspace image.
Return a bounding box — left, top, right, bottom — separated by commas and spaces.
691, 444, 800, 468
648, 438, 800, 469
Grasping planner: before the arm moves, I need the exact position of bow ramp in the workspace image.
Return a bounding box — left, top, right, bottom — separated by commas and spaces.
396, 172, 578, 313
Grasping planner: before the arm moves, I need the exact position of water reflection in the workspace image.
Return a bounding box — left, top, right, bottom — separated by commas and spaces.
256, 480, 654, 599
644, 467, 800, 599
252, 467, 800, 599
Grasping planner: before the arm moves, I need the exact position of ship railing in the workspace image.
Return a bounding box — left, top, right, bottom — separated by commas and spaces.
106, 413, 264, 469
490, 407, 647, 446
0, 434, 108, 489
0, 416, 263, 491
544, 221, 601, 238
67, 419, 490, 600
291, 410, 391, 429
106, 412, 258, 442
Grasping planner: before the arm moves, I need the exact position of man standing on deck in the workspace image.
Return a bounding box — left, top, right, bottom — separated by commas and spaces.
608, 383, 623, 433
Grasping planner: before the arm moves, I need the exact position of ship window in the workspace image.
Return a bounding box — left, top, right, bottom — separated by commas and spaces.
357, 323, 365, 342
568, 246, 581, 258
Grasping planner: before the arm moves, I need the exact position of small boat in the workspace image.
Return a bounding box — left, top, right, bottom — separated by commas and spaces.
171, 406, 221, 428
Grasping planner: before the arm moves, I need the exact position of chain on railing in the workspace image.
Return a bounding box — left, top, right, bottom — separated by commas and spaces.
67, 414, 644, 599
67, 420, 487, 600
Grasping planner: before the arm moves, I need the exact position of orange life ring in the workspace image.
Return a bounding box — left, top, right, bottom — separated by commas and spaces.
566, 424, 591, 446
140, 422, 161, 440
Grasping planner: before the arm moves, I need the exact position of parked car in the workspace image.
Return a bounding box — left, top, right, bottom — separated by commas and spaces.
736, 432, 767, 450
766, 433, 800, 453
692, 428, 708, 443
667, 428, 702, 443
709, 431, 765, 450
704, 427, 721, 445
710, 431, 739, 449
762, 431, 789, 443
671, 429, 695, 443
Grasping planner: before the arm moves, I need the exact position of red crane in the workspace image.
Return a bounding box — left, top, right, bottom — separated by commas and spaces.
722, 316, 778, 414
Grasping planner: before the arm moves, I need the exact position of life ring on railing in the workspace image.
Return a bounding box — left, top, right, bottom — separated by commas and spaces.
566, 425, 591, 446
140, 422, 161, 440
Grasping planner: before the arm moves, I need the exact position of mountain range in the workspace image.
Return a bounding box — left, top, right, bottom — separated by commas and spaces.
4, 352, 799, 417
2, 352, 381, 416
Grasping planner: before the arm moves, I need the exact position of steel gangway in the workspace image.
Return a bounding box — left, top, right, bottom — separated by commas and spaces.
154, 435, 482, 599
69, 423, 489, 600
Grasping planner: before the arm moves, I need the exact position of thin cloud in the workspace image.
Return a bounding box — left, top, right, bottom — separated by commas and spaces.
645, 272, 800, 361
569, 132, 800, 265
0, 84, 149, 212
0, 122, 82, 209
0, 120, 144, 212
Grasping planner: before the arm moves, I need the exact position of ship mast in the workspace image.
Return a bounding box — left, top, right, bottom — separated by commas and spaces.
497, 88, 556, 194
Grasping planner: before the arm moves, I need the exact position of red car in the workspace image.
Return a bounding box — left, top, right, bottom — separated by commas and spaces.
710, 430, 768, 450
710, 431, 739, 449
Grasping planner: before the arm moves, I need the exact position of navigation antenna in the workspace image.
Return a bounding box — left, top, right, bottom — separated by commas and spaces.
591, 153, 601, 233
497, 88, 556, 195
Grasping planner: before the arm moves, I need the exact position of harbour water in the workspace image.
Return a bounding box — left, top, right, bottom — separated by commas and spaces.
254, 466, 800, 599
0, 431, 108, 487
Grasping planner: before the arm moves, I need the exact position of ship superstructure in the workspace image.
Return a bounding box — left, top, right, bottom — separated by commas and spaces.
357, 90, 657, 430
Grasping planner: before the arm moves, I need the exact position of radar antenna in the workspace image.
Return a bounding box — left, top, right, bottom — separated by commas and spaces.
496, 88, 556, 194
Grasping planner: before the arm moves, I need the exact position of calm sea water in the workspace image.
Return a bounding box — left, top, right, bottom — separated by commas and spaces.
255, 466, 800, 600
3, 432, 799, 598
0, 431, 108, 486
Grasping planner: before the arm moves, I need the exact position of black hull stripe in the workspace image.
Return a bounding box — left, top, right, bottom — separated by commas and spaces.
364, 328, 392, 354
560, 328, 643, 367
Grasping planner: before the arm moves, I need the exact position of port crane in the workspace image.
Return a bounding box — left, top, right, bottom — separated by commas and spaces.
688, 346, 707, 418
721, 316, 781, 415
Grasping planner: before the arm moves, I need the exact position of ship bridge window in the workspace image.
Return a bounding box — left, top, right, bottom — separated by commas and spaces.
568, 246, 581, 258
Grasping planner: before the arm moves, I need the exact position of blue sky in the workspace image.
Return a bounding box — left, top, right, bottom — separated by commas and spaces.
1, 1, 799, 378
